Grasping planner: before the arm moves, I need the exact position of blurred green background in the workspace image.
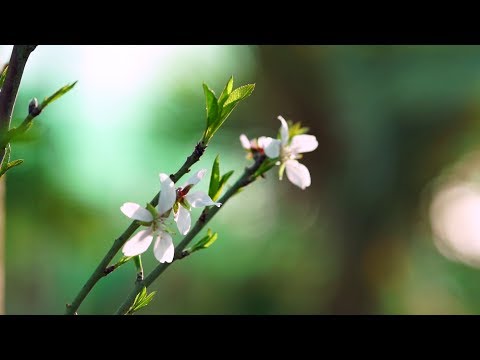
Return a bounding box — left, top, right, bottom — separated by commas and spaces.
4, 45, 480, 314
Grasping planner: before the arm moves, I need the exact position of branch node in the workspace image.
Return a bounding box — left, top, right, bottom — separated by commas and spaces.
104, 265, 115, 276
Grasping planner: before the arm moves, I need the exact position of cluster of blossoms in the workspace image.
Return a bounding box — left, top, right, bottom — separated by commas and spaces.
240, 115, 318, 190
120, 170, 221, 263
120, 115, 317, 265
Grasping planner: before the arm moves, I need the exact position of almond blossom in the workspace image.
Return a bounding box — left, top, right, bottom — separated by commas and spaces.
120, 173, 177, 263
263, 116, 318, 190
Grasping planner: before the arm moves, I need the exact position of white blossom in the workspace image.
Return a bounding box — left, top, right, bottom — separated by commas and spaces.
120, 173, 177, 263
264, 116, 318, 190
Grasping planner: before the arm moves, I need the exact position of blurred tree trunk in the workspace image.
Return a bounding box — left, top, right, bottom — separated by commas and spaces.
256, 45, 377, 314
0, 176, 5, 314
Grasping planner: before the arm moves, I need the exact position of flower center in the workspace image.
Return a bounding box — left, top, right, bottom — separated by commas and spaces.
176, 185, 192, 202
280, 145, 296, 162
152, 216, 174, 235
250, 139, 265, 154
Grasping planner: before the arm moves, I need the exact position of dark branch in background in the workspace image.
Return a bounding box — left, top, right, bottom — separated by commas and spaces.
0, 46, 36, 162
64, 142, 208, 315
114, 155, 266, 315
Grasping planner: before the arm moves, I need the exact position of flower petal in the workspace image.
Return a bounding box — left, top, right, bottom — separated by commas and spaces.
290, 134, 318, 154
257, 136, 268, 149
153, 231, 174, 263
263, 137, 282, 158
120, 202, 153, 222
184, 169, 207, 187
174, 205, 191, 235
278, 115, 289, 145
285, 159, 311, 190
240, 134, 251, 149
186, 191, 222, 208
122, 229, 154, 256
158, 173, 176, 215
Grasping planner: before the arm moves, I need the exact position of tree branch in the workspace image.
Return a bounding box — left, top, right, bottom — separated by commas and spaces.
64, 141, 207, 315
114, 155, 266, 315
0, 45, 36, 131
0, 45, 36, 315
0, 45, 37, 160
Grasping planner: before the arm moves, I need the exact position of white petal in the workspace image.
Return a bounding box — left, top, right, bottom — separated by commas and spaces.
240, 134, 251, 149
174, 205, 191, 235
120, 202, 153, 222
278, 115, 289, 145
263, 138, 282, 158
257, 136, 268, 149
158, 173, 176, 215
153, 232, 174, 263
285, 159, 311, 190
184, 169, 207, 187
290, 134, 318, 154
186, 191, 222, 208
122, 229, 154, 256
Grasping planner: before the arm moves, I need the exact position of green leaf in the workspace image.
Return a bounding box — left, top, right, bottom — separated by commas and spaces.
223, 84, 255, 106
116, 256, 132, 267
0, 143, 11, 177
202, 80, 255, 144
142, 291, 156, 305
0, 65, 8, 89
0, 146, 22, 177
203, 83, 218, 128
6, 159, 23, 170
189, 234, 209, 253
212, 170, 234, 201
288, 121, 309, 138
40, 81, 77, 109
127, 287, 157, 315
209, 155, 221, 199
217, 76, 234, 107
190, 229, 218, 253
253, 159, 277, 178
9, 123, 42, 143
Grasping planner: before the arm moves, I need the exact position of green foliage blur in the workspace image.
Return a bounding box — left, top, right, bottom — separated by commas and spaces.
5, 45, 480, 314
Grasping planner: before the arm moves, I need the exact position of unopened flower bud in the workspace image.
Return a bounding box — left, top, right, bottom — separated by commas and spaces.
28, 98, 41, 116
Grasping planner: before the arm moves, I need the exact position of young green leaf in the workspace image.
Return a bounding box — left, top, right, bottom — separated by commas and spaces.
253, 159, 277, 178
0, 65, 8, 89
223, 84, 255, 106
0, 146, 22, 177
115, 256, 132, 268
126, 287, 157, 315
188, 234, 209, 253
220, 84, 255, 119
202, 79, 255, 144
0, 143, 11, 177
190, 229, 218, 253
212, 170, 234, 201
5, 159, 23, 170
209, 155, 221, 199
288, 121, 309, 138
203, 83, 219, 128
40, 81, 77, 109
217, 76, 234, 107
